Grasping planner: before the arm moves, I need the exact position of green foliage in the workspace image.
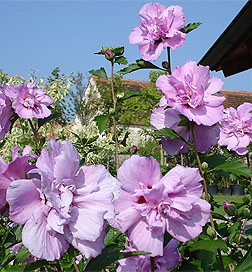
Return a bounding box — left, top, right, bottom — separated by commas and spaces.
94, 115, 109, 134
181, 22, 202, 34
89, 67, 108, 79
118, 59, 165, 75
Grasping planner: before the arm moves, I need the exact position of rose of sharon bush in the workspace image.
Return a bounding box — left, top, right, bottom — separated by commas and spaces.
6, 81, 54, 119
129, 3, 186, 61
150, 103, 220, 155
156, 61, 225, 126
111, 155, 210, 256
0, 85, 13, 140
6, 139, 120, 261
218, 102, 252, 155
117, 239, 181, 272
0, 146, 36, 214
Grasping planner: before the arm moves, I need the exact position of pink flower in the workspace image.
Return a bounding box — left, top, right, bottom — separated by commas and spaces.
6, 139, 120, 261
117, 239, 181, 272
129, 3, 186, 61
0, 146, 36, 214
111, 155, 210, 256
218, 103, 252, 155
11, 81, 54, 119
156, 61, 225, 126
0, 85, 13, 140
223, 201, 234, 211
150, 104, 220, 155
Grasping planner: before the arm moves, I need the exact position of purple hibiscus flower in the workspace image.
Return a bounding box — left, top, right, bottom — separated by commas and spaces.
0, 85, 13, 140
218, 103, 252, 155
111, 155, 210, 256
10, 81, 54, 119
129, 3, 186, 61
0, 146, 36, 214
117, 239, 181, 272
6, 139, 120, 261
150, 103, 220, 155
156, 61, 225, 126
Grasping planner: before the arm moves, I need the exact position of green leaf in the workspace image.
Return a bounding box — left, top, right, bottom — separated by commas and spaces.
181, 22, 202, 34
235, 245, 252, 272
120, 91, 143, 100
14, 245, 30, 265
24, 259, 50, 271
247, 143, 252, 152
155, 128, 188, 144
211, 158, 252, 178
201, 155, 226, 170
212, 212, 227, 221
89, 67, 108, 79
38, 113, 58, 128
84, 245, 150, 271
190, 239, 228, 255
118, 59, 165, 75
0, 252, 16, 270
86, 135, 99, 145
114, 56, 128, 65
113, 46, 124, 56
94, 115, 109, 134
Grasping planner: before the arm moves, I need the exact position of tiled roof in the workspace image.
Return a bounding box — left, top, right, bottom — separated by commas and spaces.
221, 89, 252, 108
92, 76, 252, 110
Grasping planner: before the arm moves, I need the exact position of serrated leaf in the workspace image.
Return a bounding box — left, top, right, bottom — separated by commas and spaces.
212, 158, 252, 178
114, 56, 128, 65
190, 239, 228, 255
113, 46, 124, 56
235, 245, 252, 272
94, 115, 109, 134
181, 22, 201, 34
84, 245, 150, 271
89, 67, 108, 79
14, 245, 30, 265
201, 154, 227, 169
155, 128, 188, 144
118, 59, 165, 75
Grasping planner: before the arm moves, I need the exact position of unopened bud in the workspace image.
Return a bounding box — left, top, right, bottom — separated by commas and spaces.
201, 162, 208, 172
105, 49, 115, 61
101, 46, 108, 53
130, 146, 138, 154
207, 226, 216, 238
162, 61, 170, 70
223, 201, 234, 211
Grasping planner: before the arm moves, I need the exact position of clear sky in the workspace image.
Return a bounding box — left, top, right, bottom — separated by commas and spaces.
1, 0, 251, 91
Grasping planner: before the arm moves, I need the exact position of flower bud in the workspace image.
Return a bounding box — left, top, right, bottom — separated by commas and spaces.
201, 162, 208, 172
130, 146, 138, 154
223, 201, 234, 211
207, 226, 216, 238
101, 46, 108, 53
105, 49, 115, 61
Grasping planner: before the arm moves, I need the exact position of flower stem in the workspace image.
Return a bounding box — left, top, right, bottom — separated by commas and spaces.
72, 257, 80, 272
28, 119, 39, 148
110, 62, 120, 170
191, 126, 224, 271
150, 257, 155, 272
167, 47, 171, 74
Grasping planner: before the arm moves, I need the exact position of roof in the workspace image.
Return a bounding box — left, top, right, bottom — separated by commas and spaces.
92, 76, 252, 109
221, 89, 252, 109
92, 76, 151, 91
199, 1, 252, 77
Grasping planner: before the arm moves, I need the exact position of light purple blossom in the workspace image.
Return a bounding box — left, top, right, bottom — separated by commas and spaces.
129, 3, 186, 61
156, 61, 225, 126
6, 139, 120, 261
0, 146, 36, 214
0, 85, 13, 140
218, 103, 252, 155
150, 103, 220, 155
117, 239, 181, 272
10, 81, 54, 119
111, 155, 210, 256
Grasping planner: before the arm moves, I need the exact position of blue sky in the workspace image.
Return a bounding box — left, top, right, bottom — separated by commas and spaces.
1, 0, 251, 91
